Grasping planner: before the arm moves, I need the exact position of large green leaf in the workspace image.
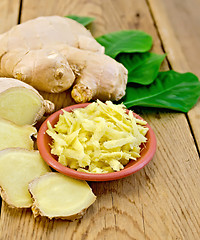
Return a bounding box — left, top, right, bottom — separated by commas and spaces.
123, 71, 200, 112
65, 15, 95, 26
96, 30, 152, 58
117, 52, 165, 85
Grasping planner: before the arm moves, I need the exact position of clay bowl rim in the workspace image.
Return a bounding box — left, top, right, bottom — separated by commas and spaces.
37, 103, 156, 181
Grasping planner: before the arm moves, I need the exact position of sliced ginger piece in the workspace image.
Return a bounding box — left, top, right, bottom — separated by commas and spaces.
29, 172, 96, 220
0, 118, 37, 151
0, 78, 54, 125
0, 148, 50, 208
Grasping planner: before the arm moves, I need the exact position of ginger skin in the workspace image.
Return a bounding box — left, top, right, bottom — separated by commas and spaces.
62, 46, 127, 102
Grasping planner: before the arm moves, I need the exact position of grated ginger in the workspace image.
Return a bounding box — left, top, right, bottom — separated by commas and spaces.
47, 100, 149, 173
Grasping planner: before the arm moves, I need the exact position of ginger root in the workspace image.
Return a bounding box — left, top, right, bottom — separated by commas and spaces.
59, 45, 127, 102
29, 172, 96, 220
0, 148, 50, 208
0, 16, 127, 105
0, 78, 54, 125
0, 118, 37, 151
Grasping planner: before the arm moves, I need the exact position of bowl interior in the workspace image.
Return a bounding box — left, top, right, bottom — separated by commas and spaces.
37, 103, 156, 181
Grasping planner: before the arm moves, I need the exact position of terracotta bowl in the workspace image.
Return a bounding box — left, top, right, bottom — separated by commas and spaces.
37, 103, 156, 181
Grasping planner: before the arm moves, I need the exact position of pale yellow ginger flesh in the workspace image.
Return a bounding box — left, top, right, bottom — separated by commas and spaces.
0, 148, 50, 208
29, 172, 96, 220
47, 100, 149, 174
0, 118, 37, 151
0, 78, 54, 125
0, 16, 127, 104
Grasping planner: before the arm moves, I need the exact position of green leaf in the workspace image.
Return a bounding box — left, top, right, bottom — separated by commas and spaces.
123, 70, 200, 112
65, 15, 95, 26
117, 52, 166, 85
96, 30, 153, 58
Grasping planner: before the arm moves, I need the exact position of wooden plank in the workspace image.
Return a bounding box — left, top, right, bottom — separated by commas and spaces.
134, 109, 200, 240
149, 0, 200, 77
0, 0, 21, 223
147, 0, 200, 152
0, 0, 200, 240
0, 0, 20, 34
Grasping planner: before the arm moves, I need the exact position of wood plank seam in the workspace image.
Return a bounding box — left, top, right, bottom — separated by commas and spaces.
145, 0, 172, 70
18, 0, 23, 24
185, 114, 200, 157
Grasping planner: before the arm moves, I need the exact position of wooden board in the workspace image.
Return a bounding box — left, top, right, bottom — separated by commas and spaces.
0, 0, 21, 213
0, 0, 20, 34
147, 0, 200, 152
0, 0, 200, 239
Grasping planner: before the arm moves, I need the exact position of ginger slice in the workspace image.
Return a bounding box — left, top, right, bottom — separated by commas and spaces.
29, 172, 96, 220
0, 148, 50, 208
0, 78, 54, 125
0, 118, 37, 151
